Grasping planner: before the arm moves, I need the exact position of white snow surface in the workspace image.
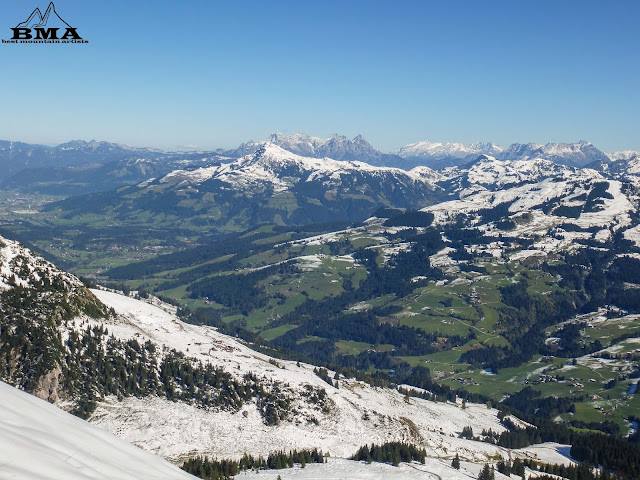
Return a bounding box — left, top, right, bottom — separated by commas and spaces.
0, 381, 194, 480
234, 457, 476, 479
86, 290, 532, 464
456, 157, 572, 192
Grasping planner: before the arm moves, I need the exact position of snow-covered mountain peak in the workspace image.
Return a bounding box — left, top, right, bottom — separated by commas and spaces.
239, 142, 351, 171
465, 156, 573, 184
468, 142, 503, 155
267, 132, 326, 157
395, 140, 506, 169
153, 142, 442, 220
396, 140, 469, 159
437, 156, 584, 199
164, 143, 438, 188
608, 150, 640, 162
229, 132, 390, 165
499, 141, 609, 167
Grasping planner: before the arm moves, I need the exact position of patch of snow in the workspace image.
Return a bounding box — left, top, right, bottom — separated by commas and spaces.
235, 457, 473, 479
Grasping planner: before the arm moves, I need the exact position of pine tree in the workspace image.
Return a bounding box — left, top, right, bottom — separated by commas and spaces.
452, 453, 460, 469
478, 463, 495, 480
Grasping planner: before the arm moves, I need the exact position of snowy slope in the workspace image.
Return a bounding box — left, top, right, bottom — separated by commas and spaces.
0, 234, 83, 291
438, 156, 574, 198
81, 290, 571, 468
234, 456, 570, 480
424, 172, 637, 260
0, 381, 195, 480
607, 150, 640, 162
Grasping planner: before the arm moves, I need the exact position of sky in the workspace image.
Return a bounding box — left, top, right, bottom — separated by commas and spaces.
0, 0, 638, 152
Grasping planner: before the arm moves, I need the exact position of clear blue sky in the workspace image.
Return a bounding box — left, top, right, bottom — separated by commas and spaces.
1, 0, 638, 152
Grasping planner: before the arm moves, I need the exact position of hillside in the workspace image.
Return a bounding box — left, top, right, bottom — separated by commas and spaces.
0, 234, 109, 404
84, 289, 528, 464
85, 164, 640, 442
0, 233, 581, 479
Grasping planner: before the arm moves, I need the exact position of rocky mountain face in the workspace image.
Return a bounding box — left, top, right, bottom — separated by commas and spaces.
0, 235, 108, 404
226, 132, 406, 167
395, 141, 504, 169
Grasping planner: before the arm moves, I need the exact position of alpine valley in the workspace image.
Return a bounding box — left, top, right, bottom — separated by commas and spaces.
2, 133, 640, 480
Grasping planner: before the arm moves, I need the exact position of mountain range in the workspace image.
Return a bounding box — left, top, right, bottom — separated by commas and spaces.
38, 141, 640, 239
0, 139, 169, 181
225, 132, 407, 167
3, 130, 640, 478
42, 143, 441, 234
2, 134, 638, 196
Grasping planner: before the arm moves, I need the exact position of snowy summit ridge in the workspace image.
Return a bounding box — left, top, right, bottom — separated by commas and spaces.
162, 142, 439, 192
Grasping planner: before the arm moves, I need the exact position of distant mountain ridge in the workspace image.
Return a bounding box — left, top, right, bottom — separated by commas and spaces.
0, 139, 169, 181
395, 140, 504, 169
2, 153, 224, 196
396, 139, 611, 169
496, 140, 610, 167
1, 134, 636, 196
228, 133, 617, 170
225, 132, 407, 168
